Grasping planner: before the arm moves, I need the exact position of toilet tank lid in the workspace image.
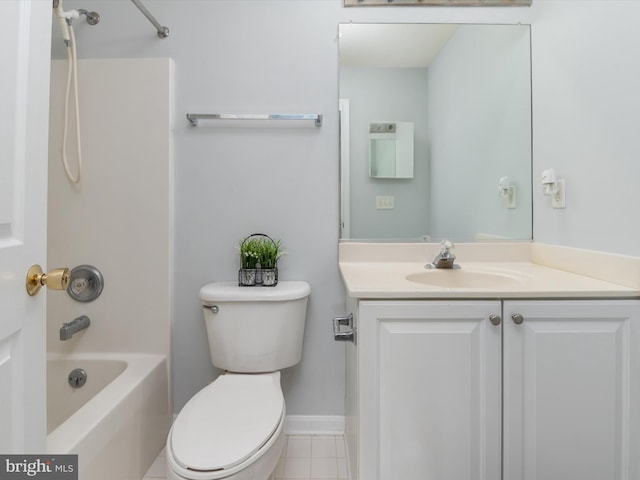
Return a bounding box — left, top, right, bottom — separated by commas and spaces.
200, 281, 310, 303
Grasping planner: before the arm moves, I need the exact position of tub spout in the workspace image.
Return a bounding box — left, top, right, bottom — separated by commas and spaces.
60, 315, 90, 340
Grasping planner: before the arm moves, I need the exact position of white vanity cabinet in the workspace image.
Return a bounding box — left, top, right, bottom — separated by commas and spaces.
355, 300, 503, 480
348, 299, 640, 480
502, 300, 640, 480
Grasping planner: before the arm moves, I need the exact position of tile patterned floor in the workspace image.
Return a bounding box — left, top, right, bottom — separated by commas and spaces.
143, 435, 348, 480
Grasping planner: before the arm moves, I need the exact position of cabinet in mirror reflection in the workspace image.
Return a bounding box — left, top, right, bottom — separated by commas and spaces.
369, 122, 414, 179
339, 23, 532, 242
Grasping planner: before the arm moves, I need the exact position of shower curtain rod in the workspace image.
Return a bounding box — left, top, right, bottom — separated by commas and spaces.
131, 0, 169, 38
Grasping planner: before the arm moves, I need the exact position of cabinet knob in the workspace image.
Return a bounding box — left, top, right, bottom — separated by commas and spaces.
512, 313, 524, 325
489, 315, 502, 326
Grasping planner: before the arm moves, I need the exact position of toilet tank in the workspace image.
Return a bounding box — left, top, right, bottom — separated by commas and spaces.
199, 281, 311, 373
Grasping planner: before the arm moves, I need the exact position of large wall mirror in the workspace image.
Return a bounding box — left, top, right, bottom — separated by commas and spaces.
344, 0, 531, 6
339, 23, 532, 242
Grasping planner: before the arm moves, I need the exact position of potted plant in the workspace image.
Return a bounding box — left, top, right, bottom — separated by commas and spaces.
238, 234, 284, 286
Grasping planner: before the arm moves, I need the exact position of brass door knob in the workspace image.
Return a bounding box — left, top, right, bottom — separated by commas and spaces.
26, 264, 70, 296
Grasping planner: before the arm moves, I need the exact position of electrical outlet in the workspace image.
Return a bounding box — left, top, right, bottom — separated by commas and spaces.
552, 179, 566, 208
506, 186, 517, 209
376, 195, 395, 210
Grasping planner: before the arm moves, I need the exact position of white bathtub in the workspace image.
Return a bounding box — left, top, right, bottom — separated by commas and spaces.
47, 353, 171, 480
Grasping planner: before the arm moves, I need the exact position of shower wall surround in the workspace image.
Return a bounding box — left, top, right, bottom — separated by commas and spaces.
47, 58, 172, 363
50, 0, 640, 418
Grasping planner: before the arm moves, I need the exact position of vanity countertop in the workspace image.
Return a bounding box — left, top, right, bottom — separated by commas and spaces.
339, 242, 640, 299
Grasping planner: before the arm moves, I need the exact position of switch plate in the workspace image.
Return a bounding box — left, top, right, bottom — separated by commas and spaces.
552, 179, 566, 208
376, 195, 395, 210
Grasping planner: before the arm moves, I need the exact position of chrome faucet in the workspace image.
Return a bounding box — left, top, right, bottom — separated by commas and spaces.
426, 240, 460, 269
60, 315, 91, 340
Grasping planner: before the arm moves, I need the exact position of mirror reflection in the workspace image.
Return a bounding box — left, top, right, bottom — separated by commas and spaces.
339, 23, 532, 241
369, 122, 414, 179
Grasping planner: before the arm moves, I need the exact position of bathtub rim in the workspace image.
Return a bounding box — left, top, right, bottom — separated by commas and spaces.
46, 352, 168, 454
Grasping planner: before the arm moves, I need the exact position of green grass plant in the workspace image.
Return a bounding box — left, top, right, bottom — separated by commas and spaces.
239, 235, 284, 269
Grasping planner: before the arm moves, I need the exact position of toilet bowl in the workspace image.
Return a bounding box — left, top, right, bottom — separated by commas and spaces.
167, 281, 310, 480
166, 373, 285, 480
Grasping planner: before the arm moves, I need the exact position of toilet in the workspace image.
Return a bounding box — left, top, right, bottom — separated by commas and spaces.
166, 281, 311, 480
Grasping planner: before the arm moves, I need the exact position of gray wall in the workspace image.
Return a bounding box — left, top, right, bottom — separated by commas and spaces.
530, 1, 640, 254
51, 0, 640, 416
52, 0, 346, 415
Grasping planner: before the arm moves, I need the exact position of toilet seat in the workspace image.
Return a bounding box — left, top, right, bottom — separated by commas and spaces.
169, 372, 284, 473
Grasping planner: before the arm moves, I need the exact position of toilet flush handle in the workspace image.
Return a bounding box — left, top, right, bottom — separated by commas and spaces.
204, 305, 219, 313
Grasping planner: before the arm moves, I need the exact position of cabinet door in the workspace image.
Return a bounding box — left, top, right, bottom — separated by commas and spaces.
503, 300, 640, 480
359, 301, 502, 480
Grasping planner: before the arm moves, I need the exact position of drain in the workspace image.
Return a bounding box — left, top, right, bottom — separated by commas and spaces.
68, 368, 87, 388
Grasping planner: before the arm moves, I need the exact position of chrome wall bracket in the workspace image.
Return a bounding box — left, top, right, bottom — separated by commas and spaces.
131, 0, 169, 38
333, 313, 356, 343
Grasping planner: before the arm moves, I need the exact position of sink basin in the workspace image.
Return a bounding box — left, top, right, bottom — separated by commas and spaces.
406, 269, 525, 289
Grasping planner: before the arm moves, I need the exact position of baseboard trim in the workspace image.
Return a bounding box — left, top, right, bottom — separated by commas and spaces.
284, 415, 345, 436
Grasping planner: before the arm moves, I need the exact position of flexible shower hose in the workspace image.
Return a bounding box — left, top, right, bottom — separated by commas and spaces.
61, 23, 82, 184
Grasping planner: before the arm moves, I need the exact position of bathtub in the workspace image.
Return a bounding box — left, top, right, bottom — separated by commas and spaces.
47, 353, 171, 480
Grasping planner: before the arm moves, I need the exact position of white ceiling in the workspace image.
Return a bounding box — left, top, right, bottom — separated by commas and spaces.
339, 23, 458, 68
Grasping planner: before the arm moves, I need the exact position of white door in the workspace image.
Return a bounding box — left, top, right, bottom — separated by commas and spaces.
503, 300, 640, 480
359, 300, 502, 480
0, 1, 52, 453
